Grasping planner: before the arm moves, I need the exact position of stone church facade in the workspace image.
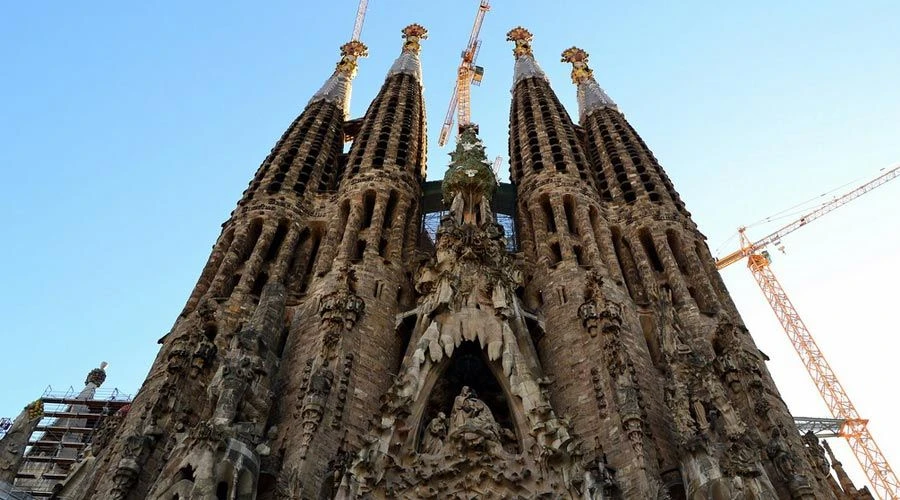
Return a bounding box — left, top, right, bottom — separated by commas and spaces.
27, 23, 873, 500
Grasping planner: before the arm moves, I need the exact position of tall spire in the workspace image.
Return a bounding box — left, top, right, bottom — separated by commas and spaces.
342, 24, 428, 180
561, 47, 617, 122
388, 24, 427, 82
310, 40, 368, 118
506, 27, 547, 84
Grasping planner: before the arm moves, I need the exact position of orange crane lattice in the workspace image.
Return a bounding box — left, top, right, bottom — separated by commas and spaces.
717, 164, 900, 499
438, 0, 491, 147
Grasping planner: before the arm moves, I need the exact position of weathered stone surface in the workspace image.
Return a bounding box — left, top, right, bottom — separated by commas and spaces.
39, 23, 871, 500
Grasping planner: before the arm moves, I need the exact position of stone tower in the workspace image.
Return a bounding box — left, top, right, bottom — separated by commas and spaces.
44, 19, 874, 500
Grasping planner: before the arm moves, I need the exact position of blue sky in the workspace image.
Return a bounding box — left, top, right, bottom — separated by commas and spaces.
1, 1, 898, 489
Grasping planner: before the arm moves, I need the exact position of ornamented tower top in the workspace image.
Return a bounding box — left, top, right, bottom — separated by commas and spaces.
506, 26, 547, 83
310, 40, 369, 118
388, 24, 428, 82
561, 47, 618, 121
561, 45, 690, 212
505, 27, 593, 189
232, 40, 367, 215
344, 24, 428, 180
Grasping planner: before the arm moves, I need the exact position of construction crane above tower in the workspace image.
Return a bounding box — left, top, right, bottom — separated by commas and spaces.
438, 0, 491, 147
717, 164, 900, 499
351, 0, 368, 41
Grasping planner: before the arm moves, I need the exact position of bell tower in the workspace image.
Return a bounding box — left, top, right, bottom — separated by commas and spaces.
268, 24, 429, 498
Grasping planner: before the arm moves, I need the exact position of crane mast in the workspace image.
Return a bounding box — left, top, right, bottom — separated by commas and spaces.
350, 0, 368, 41
717, 166, 900, 499
438, 0, 490, 147
747, 251, 899, 499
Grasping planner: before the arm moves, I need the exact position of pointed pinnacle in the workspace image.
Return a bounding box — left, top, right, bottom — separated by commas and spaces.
506, 27, 534, 58
561, 46, 594, 84
401, 24, 428, 54
336, 40, 368, 79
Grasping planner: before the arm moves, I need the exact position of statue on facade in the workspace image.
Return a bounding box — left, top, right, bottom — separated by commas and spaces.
766, 426, 798, 481
447, 386, 504, 453
421, 412, 447, 455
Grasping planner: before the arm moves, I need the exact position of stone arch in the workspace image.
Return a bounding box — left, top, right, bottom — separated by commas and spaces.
405, 339, 527, 455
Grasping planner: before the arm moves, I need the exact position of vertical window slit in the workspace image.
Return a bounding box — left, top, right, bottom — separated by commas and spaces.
361, 191, 376, 229
639, 229, 665, 273
563, 195, 578, 235
300, 233, 321, 293
540, 197, 556, 233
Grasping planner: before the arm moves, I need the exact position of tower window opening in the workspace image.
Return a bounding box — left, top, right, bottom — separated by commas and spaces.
573, 245, 584, 266
612, 226, 646, 303
396, 314, 417, 372
639, 229, 665, 273
216, 482, 229, 500
299, 232, 321, 293
540, 197, 556, 233
639, 313, 663, 368
666, 230, 690, 274
286, 228, 310, 288
361, 191, 377, 229
686, 286, 702, 309
264, 222, 289, 263
352, 239, 367, 263
549, 242, 562, 265
563, 196, 578, 235
382, 191, 398, 232
202, 323, 217, 342
251, 271, 269, 297
372, 152, 385, 168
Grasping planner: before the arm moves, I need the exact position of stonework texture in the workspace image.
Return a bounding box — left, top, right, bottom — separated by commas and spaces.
31, 24, 875, 500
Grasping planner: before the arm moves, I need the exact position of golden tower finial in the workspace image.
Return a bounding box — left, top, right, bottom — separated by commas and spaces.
506, 27, 534, 57
561, 46, 594, 84
401, 24, 428, 54
336, 40, 369, 78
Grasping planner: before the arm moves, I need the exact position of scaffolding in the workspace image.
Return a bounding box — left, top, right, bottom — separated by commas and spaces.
12, 386, 132, 498
420, 180, 519, 252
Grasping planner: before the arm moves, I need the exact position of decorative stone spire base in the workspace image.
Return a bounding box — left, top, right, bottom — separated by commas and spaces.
561, 46, 618, 122
507, 27, 547, 84
311, 40, 368, 118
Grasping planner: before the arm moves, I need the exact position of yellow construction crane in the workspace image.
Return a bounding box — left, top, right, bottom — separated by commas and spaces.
716, 164, 900, 499
437, 0, 491, 147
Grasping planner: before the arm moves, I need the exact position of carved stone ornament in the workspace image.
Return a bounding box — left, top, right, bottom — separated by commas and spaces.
318, 267, 365, 342
338, 126, 593, 498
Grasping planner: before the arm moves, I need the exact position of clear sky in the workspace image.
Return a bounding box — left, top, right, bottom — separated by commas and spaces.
1, 0, 898, 490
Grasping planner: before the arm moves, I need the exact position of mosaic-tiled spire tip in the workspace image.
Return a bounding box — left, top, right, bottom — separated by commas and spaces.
507, 27, 546, 83
401, 24, 428, 54
561, 46, 592, 84
561, 45, 618, 114
506, 26, 534, 57
336, 40, 369, 79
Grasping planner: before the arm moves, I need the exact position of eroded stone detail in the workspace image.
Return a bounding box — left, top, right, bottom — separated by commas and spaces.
339, 127, 599, 499
46, 22, 872, 500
